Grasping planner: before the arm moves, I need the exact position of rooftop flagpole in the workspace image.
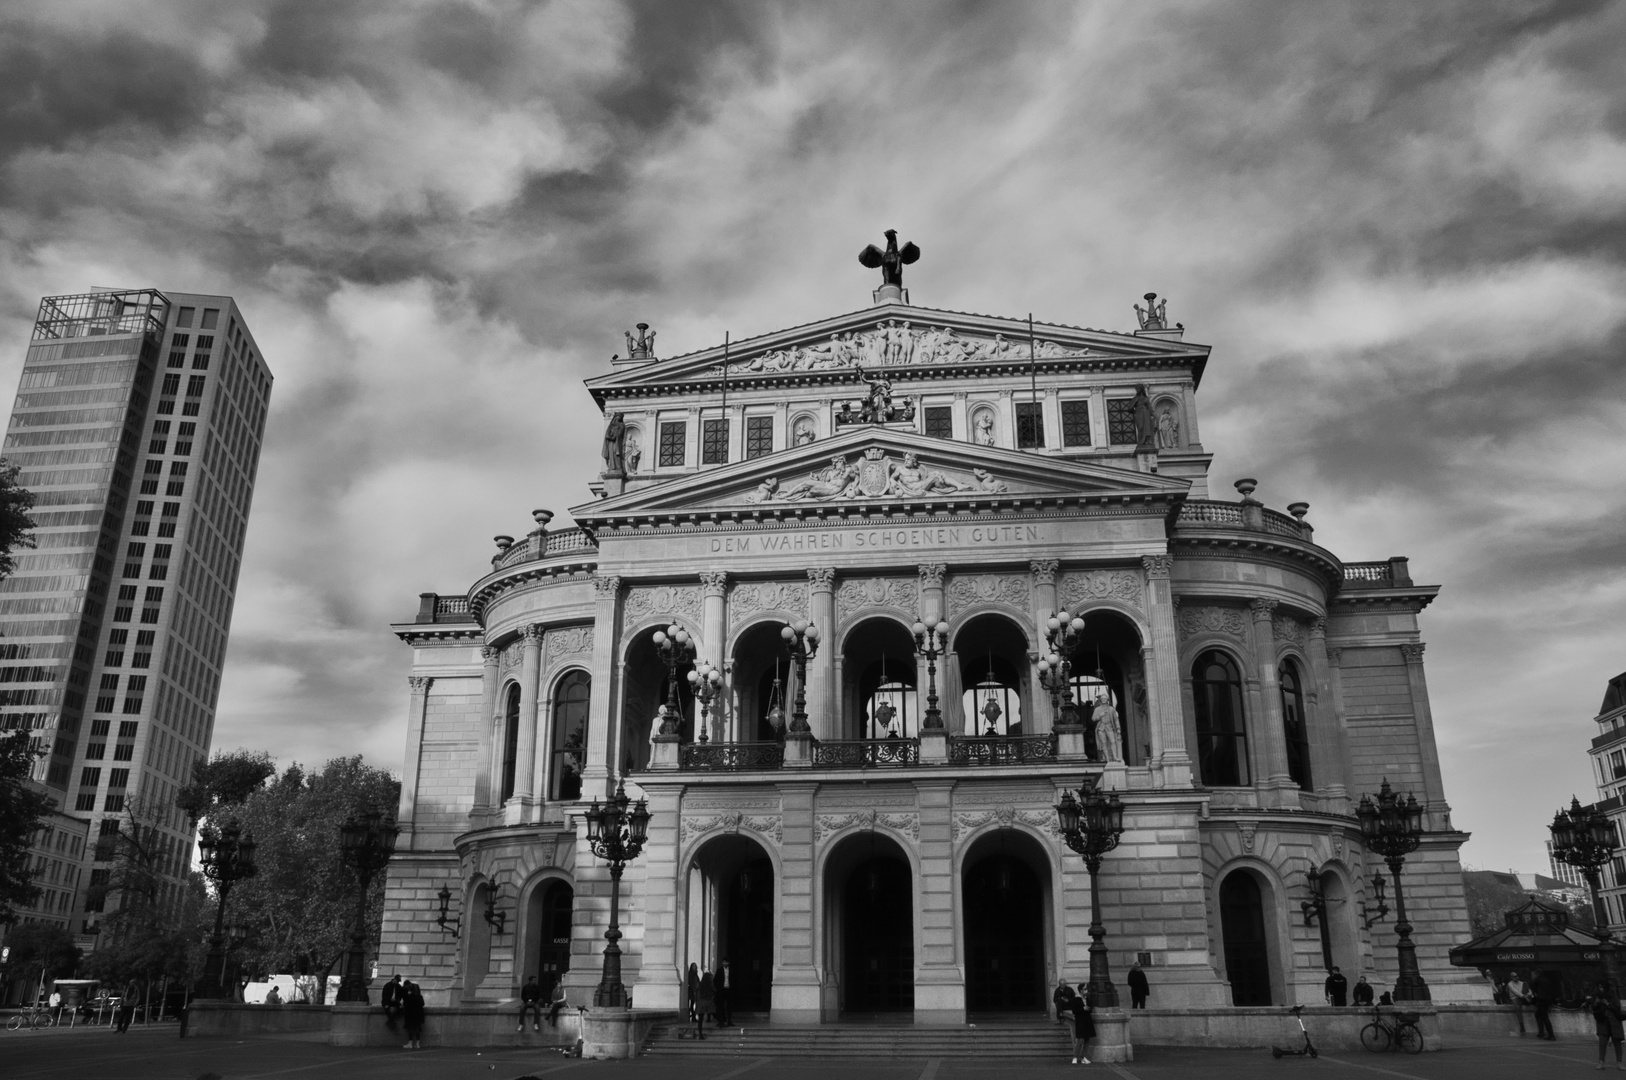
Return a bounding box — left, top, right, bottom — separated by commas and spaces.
1028, 312, 1039, 451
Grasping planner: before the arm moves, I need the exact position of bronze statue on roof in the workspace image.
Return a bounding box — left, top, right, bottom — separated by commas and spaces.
859, 230, 920, 289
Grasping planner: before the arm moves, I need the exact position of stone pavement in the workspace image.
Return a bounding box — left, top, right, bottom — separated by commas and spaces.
0, 1024, 1617, 1079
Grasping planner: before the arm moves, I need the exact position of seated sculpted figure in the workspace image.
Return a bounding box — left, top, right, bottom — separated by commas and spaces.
778, 456, 856, 501
892, 453, 971, 496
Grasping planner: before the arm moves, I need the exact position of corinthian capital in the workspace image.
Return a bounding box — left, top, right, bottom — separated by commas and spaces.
700, 571, 728, 596
917, 563, 947, 588
1249, 598, 1278, 620
1029, 559, 1059, 585
1400, 642, 1426, 663
592, 574, 622, 599
481, 646, 500, 665
408, 675, 432, 693
807, 567, 836, 590
1141, 554, 1173, 579
524, 624, 545, 645
1308, 616, 1327, 637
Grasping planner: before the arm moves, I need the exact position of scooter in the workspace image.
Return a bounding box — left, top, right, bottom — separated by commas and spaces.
1271, 1004, 1318, 1059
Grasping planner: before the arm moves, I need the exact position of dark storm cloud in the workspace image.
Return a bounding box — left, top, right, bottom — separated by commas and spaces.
0, 0, 1621, 871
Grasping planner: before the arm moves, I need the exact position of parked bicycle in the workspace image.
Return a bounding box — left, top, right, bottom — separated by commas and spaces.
1360, 1007, 1423, 1053
7, 1004, 57, 1031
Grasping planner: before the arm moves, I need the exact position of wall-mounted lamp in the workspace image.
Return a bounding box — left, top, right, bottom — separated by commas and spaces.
1360, 872, 1390, 930
484, 887, 509, 935
435, 885, 461, 938
1301, 862, 1326, 927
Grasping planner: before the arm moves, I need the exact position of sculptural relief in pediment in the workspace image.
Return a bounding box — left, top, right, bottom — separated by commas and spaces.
712, 320, 1089, 376
743, 448, 1007, 504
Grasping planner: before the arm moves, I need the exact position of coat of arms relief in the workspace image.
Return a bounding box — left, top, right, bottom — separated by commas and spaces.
746, 448, 1008, 504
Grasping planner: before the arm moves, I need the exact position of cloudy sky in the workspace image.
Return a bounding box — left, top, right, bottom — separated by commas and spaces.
0, 1, 1621, 873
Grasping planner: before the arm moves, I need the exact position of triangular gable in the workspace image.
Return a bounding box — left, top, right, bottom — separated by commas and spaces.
572, 427, 1189, 526
586, 303, 1209, 399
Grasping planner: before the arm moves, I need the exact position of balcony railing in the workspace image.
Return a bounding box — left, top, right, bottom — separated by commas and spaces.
493, 526, 599, 571
812, 738, 920, 769
680, 742, 784, 771
948, 733, 1057, 765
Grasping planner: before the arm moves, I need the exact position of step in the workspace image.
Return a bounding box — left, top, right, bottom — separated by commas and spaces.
643, 1021, 1075, 1058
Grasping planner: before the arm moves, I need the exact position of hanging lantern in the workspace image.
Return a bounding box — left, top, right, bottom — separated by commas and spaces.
982, 694, 1003, 731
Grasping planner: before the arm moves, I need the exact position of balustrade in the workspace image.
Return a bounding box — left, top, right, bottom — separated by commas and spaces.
948, 732, 1057, 765
679, 742, 784, 772
812, 738, 920, 768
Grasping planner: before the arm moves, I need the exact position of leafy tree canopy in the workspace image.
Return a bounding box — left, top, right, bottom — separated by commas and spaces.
0, 731, 52, 923
176, 748, 275, 824
4, 923, 80, 987
0, 459, 36, 579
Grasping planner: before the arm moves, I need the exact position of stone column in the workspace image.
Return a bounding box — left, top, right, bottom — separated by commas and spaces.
1141, 556, 1190, 786
583, 575, 621, 794
1304, 617, 1351, 807
1401, 642, 1452, 829
918, 564, 948, 760
807, 568, 837, 740
1248, 599, 1297, 806
628, 781, 684, 1011
728, 404, 744, 462
508, 625, 543, 821
473, 647, 499, 812
773, 783, 821, 1023
700, 571, 728, 742
398, 676, 432, 848
1030, 560, 1059, 732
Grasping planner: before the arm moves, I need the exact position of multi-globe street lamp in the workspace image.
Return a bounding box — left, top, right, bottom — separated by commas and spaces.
652, 624, 697, 737
336, 811, 400, 1004
1356, 779, 1430, 1002
780, 620, 820, 734
1056, 782, 1125, 1006
584, 780, 652, 1007
197, 822, 258, 999
1038, 610, 1087, 728
686, 659, 724, 743
1550, 796, 1625, 996
912, 619, 950, 731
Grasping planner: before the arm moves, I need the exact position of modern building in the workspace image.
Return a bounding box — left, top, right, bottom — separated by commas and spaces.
7, 787, 89, 931
381, 255, 1484, 1026
0, 288, 272, 937
1584, 671, 1626, 932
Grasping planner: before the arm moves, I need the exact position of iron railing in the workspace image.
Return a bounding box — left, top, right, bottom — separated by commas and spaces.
947, 733, 1057, 765
679, 742, 785, 772
812, 738, 920, 768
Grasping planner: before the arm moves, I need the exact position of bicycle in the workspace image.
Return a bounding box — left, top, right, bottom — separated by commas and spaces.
1360, 1007, 1422, 1054
6, 1004, 57, 1031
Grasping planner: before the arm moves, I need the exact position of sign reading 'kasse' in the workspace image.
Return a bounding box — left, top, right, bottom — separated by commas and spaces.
705, 523, 1046, 557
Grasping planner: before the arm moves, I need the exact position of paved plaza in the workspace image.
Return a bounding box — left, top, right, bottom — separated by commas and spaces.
0, 1024, 1617, 1080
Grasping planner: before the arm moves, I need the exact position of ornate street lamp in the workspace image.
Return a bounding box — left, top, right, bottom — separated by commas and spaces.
336, 811, 400, 1004
1550, 796, 1625, 995
781, 619, 820, 734
652, 624, 697, 737
197, 822, 258, 999
435, 885, 461, 937
1057, 782, 1125, 1006
1356, 779, 1430, 1002
912, 620, 950, 730
1039, 610, 1087, 728
686, 659, 724, 744
583, 779, 652, 1007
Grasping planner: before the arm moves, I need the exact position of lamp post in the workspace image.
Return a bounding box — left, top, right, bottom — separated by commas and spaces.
1056, 782, 1125, 1006
1040, 610, 1087, 728
912, 620, 949, 730
1550, 796, 1626, 996
197, 822, 258, 999
336, 811, 400, 1004
686, 659, 724, 743
583, 779, 652, 1007
1356, 779, 1430, 1002
781, 620, 820, 734
652, 624, 697, 737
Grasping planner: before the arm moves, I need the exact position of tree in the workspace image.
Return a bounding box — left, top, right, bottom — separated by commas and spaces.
212, 757, 399, 1004
3, 923, 80, 998
175, 749, 275, 823
0, 459, 37, 580
0, 732, 52, 924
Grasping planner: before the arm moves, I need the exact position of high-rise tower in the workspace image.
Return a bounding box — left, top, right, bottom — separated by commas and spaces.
1, 288, 272, 934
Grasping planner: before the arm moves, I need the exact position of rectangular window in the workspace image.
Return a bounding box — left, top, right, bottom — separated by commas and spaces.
701, 419, 728, 465
923, 406, 953, 439
148, 439, 167, 454
131, 652, 150, 668
148, 564, 167, 580
192, 354, 210, 370
126, 542, 146, 557
156, 400, 174, 414
182, 401, 199, 416
165, 481, 184, 496
75, 793, 96, 811
171, 334, 190, 348
143, 462, 162, 476
103, 651, 124, 667
156, 522, 175, 537
91, 719, 110, 737
1612, 749, 1626, 779
140, 608, 159, 624
99, 674, 119, 690
160, 373, 180, 395
121, 697, 142, 714
744, 416, 773, 459
167, 352, 185, 369
1107, 398, 1137, 445
201, 309, 219, 330
196, 336, 214, 350
122, 563, 141, 578
85, 743, 104, 760
119, 721, 137, 737
80, 767, 100, 787
1061, 399, 1092, 447
176, 307, 195, 328
103, 793, 124, 812
185, 376, 206, 397
174, 441, 191, 456
658, 421, 686, 467
161, 502, 179, 517
1015, 401, 1045, 449
113, 743, 133, 762
134, 503, 153, 518
144, 588, 163, 603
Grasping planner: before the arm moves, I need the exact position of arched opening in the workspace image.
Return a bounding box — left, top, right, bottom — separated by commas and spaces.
732, 621, 793, 743
499, 684, 521, 801
619, 626, 696, 772
522, 879, 574, 998
464, 880, 495, 1002
685, 834, 775, 1015
824, 832, 914, 1015
841, 618, 918, 740
1320, 867, 1359, 976
1062, 609, 1145, 762
1219, 870, 1274, 1005
962, 829, 1052, 1014
954, 613, 1030, 737
1192, 649, 1249, 786
549, 671, 589, 801
1280, 659, 1312, 790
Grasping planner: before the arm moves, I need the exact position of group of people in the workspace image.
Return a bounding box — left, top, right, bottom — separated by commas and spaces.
685, 959, 733, 1039
379, 974, 427, 1049
1323, 966, 1387, 1007
517, 975, 569, 1030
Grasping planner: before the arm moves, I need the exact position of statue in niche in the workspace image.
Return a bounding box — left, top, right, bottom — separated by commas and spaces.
793, 417, 816, 445
1155, 406, 1180, 450
625, 430, 642, 472
1092, 697, 1123, 763
601, 412, 627, 474
973, 410, 996, 446
1131, 385, 1156, 450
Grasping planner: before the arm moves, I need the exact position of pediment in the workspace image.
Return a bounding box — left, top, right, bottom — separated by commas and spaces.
572, 428, 1189, 525
586, 303, 1207, 399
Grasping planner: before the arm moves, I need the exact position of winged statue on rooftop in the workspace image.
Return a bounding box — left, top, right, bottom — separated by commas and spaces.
859, 229, 920, 288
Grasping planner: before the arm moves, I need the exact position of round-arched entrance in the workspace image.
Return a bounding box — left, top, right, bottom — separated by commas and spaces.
962, 829, 1052, 1014
521, 878, 574, 996
953, 613, 1031, 737
1066, 609, 1146, 764
685, 833, 776, 1016
619, 625, 696, 772
732, 621, 794, 743
840, 618, 918, 740
824, 832, 915, 1015
1219, 869, 1275, 1005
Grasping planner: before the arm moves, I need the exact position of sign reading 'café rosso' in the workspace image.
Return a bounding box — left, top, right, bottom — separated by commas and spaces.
703, 522, 1047, 557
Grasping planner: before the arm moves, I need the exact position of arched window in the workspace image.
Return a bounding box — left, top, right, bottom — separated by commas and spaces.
1280, 660, 1312, 791
549, 671, 590, 801
499, 683, 521, 802
1192, 650, 1249, 787
867, 678, 917, 739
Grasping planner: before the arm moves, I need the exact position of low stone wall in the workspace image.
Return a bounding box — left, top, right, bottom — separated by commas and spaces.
189, 1002, 333, 1038
329, 1002, 586, 1048
1435, 1002, 1597, 1039
1129, 1005, 1443, 1051
581, 1008, 678, 1058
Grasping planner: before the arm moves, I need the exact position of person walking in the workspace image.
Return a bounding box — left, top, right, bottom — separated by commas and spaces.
716, 960, 732, 1027
518, 976, 543, 1032
695, 968, 716, 1040
1066, 994, 1094, 1065
1128, 963, 1150, 1009
1588, 982, 1625, 1070
1533, 972, 1556, 1041
381, 974, 404, 1031
176, 988, 192, 1039
1506, 974, 1528, 1036
1352, 975, 1374, 1007
1324, 966, 1348, 1007
402, 980, 426, 1050
1053, 979, 1077, 1023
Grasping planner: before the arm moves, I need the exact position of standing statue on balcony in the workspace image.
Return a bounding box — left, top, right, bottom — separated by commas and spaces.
602, 412, 627, 474
1092, 697, 1123, 763
1131, 386, 1156, 451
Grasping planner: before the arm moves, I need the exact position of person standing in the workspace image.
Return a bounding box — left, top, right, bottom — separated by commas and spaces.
381, 974, 404, 1031
1588, 981, 1625, 1070
1507, 974, 1528, 1036
695, 968, 716, 1040
1533, 973, 1557, 1041
1128, 963, 1150, 1010
1066, 994, 1094, 1065
518, 976, 543, 1032
402, 980, 426, 1050
176, 988, 192, 1039
1324, 966, 1348, 1007
716, 960, 733, 1027
686, 963, 700, 1027
1352, 975, 1374, 1007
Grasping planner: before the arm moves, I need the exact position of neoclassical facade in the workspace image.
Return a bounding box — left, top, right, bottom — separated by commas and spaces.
379, 279, 1483, 1022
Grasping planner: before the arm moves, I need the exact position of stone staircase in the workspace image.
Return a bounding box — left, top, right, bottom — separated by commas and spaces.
642, 1016, 1074, 1059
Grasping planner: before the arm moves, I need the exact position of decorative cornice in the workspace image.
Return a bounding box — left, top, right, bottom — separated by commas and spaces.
1030, 559, 1059, 585
1141, 554, 1173, 579
917, 563, 947, 588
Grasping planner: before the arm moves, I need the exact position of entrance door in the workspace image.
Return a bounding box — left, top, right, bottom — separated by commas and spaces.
536, 882, 573, 996
1220, 872, 1273, 1006
723, 857, 774, 1012
842, 856, 914, 1013
964, 854, 1043, 1012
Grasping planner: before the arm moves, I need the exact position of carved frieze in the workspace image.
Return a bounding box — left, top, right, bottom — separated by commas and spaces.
729, 580, 811, 620
1272, 615, 1306, 649
946, 573, 1029, 615
836, 577, 919, 624
501, 640, 524, 669
746, 448, 1007, 504
1058, 570, 1143, 611
951, 805, 1055, 842
680, 811, 783, 847
544, 626, 593, 664
715, 321, 1091, 377
624, 584, 703, 623
814, 809, 920, 844
1176, 605, 1249, 642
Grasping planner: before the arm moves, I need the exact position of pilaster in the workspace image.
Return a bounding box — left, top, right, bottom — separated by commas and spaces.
773, 783, 821, 1023
1305, 618, 1351, 808
807, 567, 837, 740
1141, 555, 1190, 786
1031, 559, 1060, 733
1401, 642, 1452, 829
584, 575, 621, 794
1248, 598, 1297, 807
399, 676, 432, 847
506, 626, 543, 822
913, 779, 964, 1025
473, 647, 498, 812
